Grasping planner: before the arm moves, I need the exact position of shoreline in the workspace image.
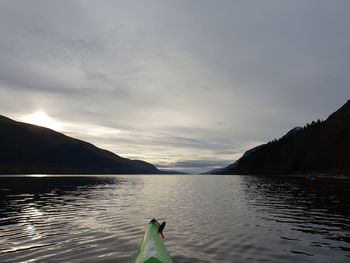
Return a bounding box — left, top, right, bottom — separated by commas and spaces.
230, 173, 350, 180
0, 173, 349, 179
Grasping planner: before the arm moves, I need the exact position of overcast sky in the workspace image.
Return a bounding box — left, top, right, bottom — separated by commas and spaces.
1, 0, 349, 173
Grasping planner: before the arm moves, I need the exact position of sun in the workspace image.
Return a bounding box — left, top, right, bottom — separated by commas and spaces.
21, 111, 63, 131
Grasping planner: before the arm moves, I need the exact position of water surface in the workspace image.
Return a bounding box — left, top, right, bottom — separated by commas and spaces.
0, 175, 350, 262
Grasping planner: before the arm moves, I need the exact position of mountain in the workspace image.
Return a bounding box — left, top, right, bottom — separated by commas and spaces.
0, 115, 161, 174
210, 100, 350, 175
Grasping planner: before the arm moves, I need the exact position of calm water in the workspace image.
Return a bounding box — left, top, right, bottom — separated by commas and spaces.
0, 175, 350, 263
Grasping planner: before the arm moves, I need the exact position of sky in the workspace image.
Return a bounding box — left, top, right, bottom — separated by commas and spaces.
0, 0, 349, 173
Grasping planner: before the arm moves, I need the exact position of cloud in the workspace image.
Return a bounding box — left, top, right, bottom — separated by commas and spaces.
0, 0, 349, 173
157, 159, 233, 174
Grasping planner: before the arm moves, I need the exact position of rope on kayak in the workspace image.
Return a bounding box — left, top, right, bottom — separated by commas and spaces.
159, 221, 166, 239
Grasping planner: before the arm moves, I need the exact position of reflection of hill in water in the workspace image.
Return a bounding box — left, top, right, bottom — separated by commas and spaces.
0, 176, 142, 262
0, 176, 127, 225
0, 176, 124, 194
1, 175, 350, 262
241, 176, 350, 245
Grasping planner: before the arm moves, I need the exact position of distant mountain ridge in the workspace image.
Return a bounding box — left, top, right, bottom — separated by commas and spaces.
0, 115, 161, 174
209, 100, 350, 175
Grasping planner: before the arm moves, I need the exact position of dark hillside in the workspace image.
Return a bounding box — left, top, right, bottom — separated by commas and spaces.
0, 115, 160, 174
212, 100, 350, 175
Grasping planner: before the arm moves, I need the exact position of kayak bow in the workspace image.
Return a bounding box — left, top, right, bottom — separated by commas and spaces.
133, 219, 173, 263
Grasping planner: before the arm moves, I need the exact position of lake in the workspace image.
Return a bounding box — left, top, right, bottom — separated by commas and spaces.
0, 175, 350, 263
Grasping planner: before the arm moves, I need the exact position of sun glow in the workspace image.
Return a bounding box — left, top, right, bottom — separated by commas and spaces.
21, 111, 63, 131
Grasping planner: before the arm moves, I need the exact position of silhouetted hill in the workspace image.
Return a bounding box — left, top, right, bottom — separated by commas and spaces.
210, 100, 350, 175
0, 115, 161, 174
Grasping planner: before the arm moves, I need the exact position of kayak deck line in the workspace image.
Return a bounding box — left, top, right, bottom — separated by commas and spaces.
133, 218, 173, 263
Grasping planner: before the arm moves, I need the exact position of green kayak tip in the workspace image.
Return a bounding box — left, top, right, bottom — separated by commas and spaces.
133, 218, 173, 263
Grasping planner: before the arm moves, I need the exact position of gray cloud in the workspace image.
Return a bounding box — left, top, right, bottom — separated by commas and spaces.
156, 159, 232, 174
0, 0, 349, 173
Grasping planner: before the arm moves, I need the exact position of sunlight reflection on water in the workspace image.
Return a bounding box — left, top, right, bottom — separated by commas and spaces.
0, 175, 349, 263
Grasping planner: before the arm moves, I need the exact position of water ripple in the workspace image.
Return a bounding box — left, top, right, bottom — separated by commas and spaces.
0, 175, 349, 262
